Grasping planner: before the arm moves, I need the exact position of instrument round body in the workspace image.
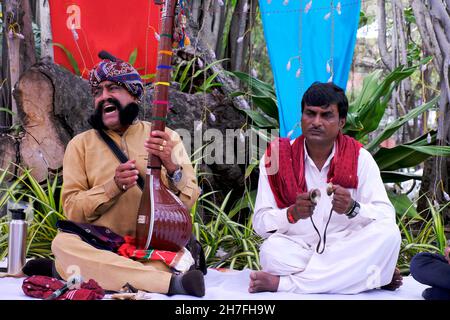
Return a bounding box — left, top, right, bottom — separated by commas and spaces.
135, 172, 192, 252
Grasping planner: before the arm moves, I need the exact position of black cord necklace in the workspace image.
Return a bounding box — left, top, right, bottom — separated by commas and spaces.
308, 186, 334, 254
310, 208, 333, 254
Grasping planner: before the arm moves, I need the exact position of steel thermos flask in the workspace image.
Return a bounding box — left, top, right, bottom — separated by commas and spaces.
7, 208, 27, 275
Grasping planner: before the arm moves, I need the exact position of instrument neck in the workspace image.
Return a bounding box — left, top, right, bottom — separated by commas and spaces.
148, 0, 176, 170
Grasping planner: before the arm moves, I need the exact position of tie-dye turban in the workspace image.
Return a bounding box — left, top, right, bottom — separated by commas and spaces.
89, 60, 144, 100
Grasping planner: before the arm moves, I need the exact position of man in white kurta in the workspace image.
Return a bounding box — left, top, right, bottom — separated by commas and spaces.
249, 82, 402, 294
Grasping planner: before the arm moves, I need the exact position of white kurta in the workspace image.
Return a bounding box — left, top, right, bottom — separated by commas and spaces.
253, 141, 401, 294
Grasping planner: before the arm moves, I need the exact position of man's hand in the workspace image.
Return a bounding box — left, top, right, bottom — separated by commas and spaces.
287, 192, 316, 223
444, 246, 450, 264
330, 184, 354, 214
144, 130, 178, 174
114, 160, 139, 191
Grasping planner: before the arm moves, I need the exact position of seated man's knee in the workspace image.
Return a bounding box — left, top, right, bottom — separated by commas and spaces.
410, 252, 437, 281
51, 232, 81, 259
377, 220, 401, 248
51, 232, 65, 254
259, 235, 296, 274
260, 236, 284, 261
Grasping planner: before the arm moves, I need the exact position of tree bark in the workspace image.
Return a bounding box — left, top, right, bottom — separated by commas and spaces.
19, 0, 37, 73
377, 0, 393, 70
2, 0, 37, 126
411, 0, 450, 220
227, 0, 254, 73
39, 0, 54, 60
13, 61, 82, 182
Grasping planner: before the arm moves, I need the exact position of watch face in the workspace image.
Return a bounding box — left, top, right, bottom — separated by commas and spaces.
354, 202, 360, 213
172, 169, 182, 183
348, 202, 360, 218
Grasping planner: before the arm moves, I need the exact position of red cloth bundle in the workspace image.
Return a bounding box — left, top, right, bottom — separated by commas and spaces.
22, 275, 105, 300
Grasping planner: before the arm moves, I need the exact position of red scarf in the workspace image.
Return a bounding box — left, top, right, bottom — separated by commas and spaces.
265, 132, 362, 209
22, 276, 105, 300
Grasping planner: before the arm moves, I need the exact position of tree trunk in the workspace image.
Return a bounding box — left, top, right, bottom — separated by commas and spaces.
411, 0, 450, 220
377, 0, 393, 70
227, 0, 249, 73
2, 0, 37, 126
19, 0, 37, 73
1, 6, 12, 131
38, 0, 54, 60
12, 59, 90, 182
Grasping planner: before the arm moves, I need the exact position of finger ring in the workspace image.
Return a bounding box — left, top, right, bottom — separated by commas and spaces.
122, 185, 126, 191
159, 145, 164, 151
162, 140, 167, 146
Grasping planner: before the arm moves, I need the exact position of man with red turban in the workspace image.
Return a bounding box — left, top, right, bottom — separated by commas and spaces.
51, 58, 204, 297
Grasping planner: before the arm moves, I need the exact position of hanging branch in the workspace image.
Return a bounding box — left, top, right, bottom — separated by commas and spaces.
394, 0, 415, 139
411, 0, 442, 69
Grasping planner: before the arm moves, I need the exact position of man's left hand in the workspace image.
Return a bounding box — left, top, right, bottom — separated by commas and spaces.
331, 184, 354, 214
144, 130, 178, 175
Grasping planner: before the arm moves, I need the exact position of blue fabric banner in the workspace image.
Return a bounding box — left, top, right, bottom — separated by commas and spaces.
259, 0, 361, 138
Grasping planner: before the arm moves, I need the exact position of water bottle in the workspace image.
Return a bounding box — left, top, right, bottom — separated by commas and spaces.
7, 208, 27, 275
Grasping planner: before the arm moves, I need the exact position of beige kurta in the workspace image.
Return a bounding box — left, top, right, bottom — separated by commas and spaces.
52, 121, 200, 293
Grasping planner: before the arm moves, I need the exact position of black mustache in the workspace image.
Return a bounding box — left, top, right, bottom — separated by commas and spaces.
98, 97, 121, 112
88, 98, 140, 130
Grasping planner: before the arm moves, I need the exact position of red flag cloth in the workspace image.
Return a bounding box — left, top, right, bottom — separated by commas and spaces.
22, 275, 105, 300
49, 0, 161, 79
265, 132, 362, 209
117, 236, 177, 263
117, 236, 194, 272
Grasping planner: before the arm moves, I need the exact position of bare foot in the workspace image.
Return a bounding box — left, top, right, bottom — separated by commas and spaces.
248, 271, 280, 293
381, 267, 403, 291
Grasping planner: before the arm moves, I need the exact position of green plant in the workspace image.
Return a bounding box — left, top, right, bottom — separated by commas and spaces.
228, 70, 279, 129
189, 144, 262, 270
397, 195, 449, 274
128, 48, 138, 66
191, 189, 261, 270
52, 43, 81, 76
0, 166, 65, 260
173, 57, 227, 93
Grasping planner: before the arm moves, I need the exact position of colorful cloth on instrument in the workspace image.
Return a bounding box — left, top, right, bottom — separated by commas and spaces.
22, 275, 105, 300
89, 60, 144, 100
117, 236, 194, 272
265, 132, 362, 208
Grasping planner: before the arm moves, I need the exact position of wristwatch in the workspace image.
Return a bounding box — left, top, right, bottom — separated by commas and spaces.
167, 166, 183, 184
346, 200, 360, 219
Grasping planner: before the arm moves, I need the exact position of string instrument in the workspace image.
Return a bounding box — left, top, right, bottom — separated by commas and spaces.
135, 0, 192, 251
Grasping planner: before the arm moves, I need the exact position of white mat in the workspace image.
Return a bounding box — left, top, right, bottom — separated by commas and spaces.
0, 268, 427, 300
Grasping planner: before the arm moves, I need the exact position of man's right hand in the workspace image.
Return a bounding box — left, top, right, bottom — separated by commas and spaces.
287, 192, 316, 223
114, 160, 139, 192
444, 246, 450, 264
